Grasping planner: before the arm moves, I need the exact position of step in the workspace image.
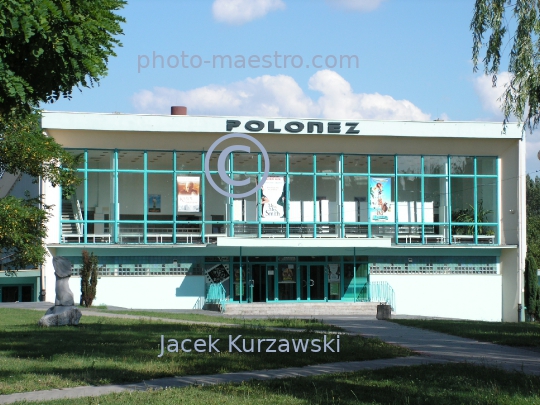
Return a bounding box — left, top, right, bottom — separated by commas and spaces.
223, 302, 379, 316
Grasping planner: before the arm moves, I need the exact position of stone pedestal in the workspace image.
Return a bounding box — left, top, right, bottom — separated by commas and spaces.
376, 304, 392, 320
39, 306, 82, 327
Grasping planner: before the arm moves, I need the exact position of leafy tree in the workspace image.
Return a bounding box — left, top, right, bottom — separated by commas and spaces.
0, 0, 126, 115
80, 250, 98, 307
471, 0, 540, 130
526, 175, 540, 263
525, 254, 539, 321
0, 0, 126, 270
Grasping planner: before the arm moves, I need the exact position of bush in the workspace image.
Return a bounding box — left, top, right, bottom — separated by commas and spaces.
80, 250, 99, 307
525, 255, 540, 321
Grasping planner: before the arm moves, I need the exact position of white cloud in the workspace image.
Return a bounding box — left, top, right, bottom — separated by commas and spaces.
212, 0, 285, 25
473, 72, 512, 119
131, 70, 430, 121
326, 0, 386, 12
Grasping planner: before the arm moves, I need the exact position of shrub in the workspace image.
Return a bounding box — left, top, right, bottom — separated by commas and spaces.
81, 250, 99, 307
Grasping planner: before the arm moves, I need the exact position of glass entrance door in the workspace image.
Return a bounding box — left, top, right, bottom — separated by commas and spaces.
299, 265, 326, 300
249, 264, 267, 302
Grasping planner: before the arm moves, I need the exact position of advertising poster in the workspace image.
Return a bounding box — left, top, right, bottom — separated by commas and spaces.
369, 177, 394, 222
205, 263, 230, 284
148, 194, 161, 213
177, 176, 200, 212
261, 176, 285, 221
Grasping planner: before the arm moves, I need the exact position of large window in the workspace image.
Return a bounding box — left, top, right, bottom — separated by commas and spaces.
61, 151, 499, 245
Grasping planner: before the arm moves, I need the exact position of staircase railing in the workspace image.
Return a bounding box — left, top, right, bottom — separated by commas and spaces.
206, 282, 227, 313
356, 281, 396, 311
70, 195, 83, 235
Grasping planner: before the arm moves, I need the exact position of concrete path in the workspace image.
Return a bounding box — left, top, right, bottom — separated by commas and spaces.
0, 356, 445, 404
321, 316, 540, 376
1, 304, 540, 404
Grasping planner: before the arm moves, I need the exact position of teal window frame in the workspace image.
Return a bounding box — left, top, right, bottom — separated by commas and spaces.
60, 150, 500, 246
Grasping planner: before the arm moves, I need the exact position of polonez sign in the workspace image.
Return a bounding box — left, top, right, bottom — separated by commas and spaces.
226, 119, 360, 134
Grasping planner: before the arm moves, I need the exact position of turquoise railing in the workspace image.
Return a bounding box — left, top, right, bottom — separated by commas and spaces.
357, 281, 396, 312
206, 282, 227, 313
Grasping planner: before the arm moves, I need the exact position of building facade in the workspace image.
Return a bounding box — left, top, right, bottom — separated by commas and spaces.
32, 110, 526, 321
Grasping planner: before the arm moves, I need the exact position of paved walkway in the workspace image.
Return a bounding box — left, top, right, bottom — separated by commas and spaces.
0, 304, 539, 404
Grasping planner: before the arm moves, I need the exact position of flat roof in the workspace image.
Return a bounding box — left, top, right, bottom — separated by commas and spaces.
41, 111, 524, 139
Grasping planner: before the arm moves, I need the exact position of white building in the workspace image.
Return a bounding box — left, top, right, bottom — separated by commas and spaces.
1, 109, 526, 321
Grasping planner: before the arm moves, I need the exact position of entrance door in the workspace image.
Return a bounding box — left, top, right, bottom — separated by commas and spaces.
249, 264, 267, 302
1, 286, 18, 302
300, 265, 326, 300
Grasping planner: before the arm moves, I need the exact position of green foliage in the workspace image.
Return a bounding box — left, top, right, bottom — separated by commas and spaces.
472, 0, 540, 130
0, 0, 126, 114
0, 0, 125, 270
80, 250, 98, 307
0, 111, 82, 270
525, 255, 540, 320
526, 175, 540, 268
0, 110, 82, 194
0, 194, 49, 270
451, 199, 494, 235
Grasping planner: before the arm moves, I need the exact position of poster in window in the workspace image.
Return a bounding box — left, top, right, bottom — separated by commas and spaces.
261, 176, 286, 221
328, 264, 340, 282
205, 263, 230, 284
177, 176, 200, 212
369, 177, 394, 222
148, 194, 161, 213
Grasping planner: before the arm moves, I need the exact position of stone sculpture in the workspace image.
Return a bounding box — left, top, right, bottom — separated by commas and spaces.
38, 256, 82, 327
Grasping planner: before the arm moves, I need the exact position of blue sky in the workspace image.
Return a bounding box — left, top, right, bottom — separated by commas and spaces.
43, 0, 540, 175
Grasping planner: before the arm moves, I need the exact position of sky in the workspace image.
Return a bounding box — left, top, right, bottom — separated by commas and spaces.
43, 0, 540, 176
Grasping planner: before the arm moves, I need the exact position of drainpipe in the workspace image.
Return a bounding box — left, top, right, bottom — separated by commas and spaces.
518, 130, 527, 321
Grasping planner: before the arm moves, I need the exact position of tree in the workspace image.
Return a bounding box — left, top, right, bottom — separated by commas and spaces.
525, 254, 539, 321
80, 250, 98, 307
0, 0, 126, 115
471, 0, 540, 130
0, 0, 126, 271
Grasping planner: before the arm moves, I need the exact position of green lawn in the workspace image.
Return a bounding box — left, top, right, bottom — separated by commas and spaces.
90, 309, 343, 331
390, 319, 540, 347
11, 363, 540, 405
0, 309, 410, 395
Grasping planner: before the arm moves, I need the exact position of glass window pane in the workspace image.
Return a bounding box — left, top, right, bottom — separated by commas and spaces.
268, 153, 285, 173
451, 177, 475, 222
148, 174, 173, 220
177, 152, 203, 172
316, 154, 339, 173
397, 156, 421, 174
343, 176, 368, 222
119, 173, 144, 219
289, 154, 313, 173
204, 176, 228, 235
370, 155, 395, 174
397, 176, 421, 222
424, 177, 448, 223
148, 151, 173, 171
67, 149, 85, 169
369, 177, 395, 222
344, 155, 368, 173
118, 151, 144, 170
451, 156, 474, 175
233, 152, 258, 172
316, 176, 340, 222
290, 175, 314, 221
477, 178, 497, 223
477, 157, 497, 175
88, 150, 113, 170
424, 156, 447, 175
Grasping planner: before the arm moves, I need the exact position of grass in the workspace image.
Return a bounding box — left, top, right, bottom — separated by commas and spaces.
90, 309, 344, 331
389, 319, 540, 347
0, 308, 411, 395
10, 363, 540, 404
